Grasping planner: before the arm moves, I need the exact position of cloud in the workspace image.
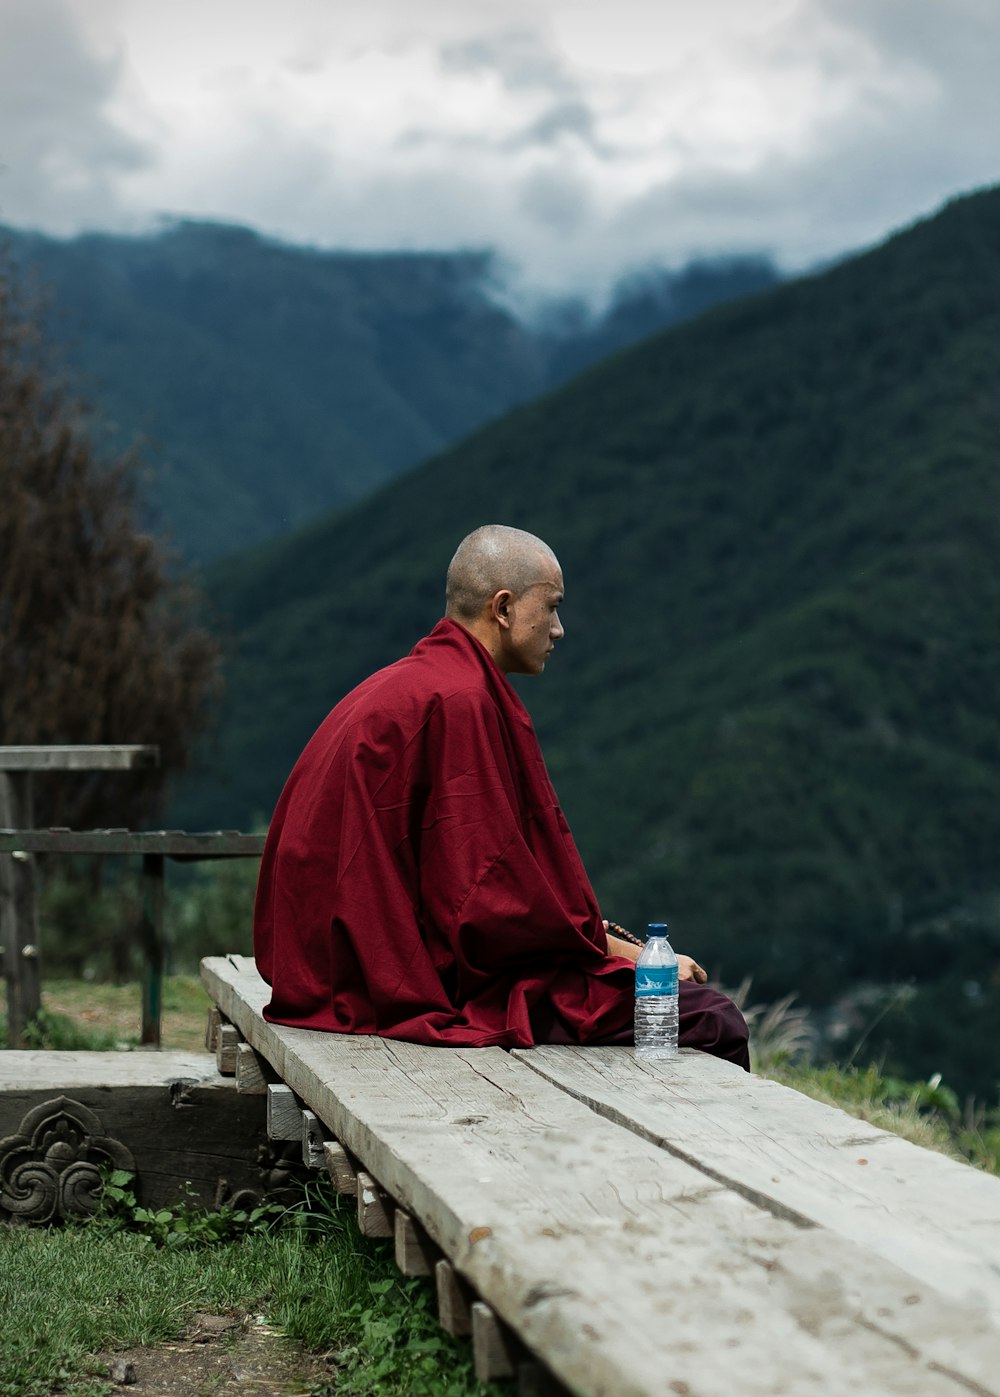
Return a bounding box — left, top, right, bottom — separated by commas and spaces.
513, 101, 605, 155
0, 0, 154, 233
0, 0, 997, 301
439, 27, 576, 96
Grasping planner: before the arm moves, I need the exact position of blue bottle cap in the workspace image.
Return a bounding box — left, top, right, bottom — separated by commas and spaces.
646, 922, 670, 936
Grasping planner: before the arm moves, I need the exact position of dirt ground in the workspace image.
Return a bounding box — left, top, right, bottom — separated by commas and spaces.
93, 1312, 334, 1397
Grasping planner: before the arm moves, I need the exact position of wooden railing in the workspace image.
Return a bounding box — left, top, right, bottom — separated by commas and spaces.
0, 745, 263, 1047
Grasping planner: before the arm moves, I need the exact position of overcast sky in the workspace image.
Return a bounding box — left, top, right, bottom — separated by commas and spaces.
1, 0, 997, 302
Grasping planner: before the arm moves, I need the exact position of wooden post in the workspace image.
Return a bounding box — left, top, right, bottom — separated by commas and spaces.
205, 1005, 223, 1051
215, 1023, 240, 1075
356, 1170, 393, 1237
139, 853, 165, 1047
235, 1041, 269, 1094
301, 1109, 326, 1169
323, 1140, 359, 1196
472, 1302, 519, 1381
436, 1258, 473, 1337
394, 1208, 439, 1276
0, 771, 41, 1047
266, 1083, 302, 1141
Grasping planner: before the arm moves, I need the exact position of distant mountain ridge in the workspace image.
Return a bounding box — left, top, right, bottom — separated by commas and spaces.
172, 185, 1000, 1097
2, 221, 778, 561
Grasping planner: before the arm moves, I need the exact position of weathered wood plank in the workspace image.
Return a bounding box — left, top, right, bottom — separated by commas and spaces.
0, 830, 265, 858
0, 745, 159, 771
436, 1258, 473, 1336
472, 1302, 518, 1382
266, 1083, 301, 1141
323, 1140, 359, 1196
0, 1050, 223, 1091
394, 1208, 439, 1276
235, 1042, 270, 1095
356, 1169, 393, 1237
200, 955, 1000, 1397
215, 1023, 241, 1076
511, 1044, 1000, 1325
205, 1005, 224, 1052
301, 1108, 326, 1168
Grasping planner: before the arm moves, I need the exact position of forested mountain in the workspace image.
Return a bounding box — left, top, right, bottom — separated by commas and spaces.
2, 222, 777, 561
173, 185, 1000, 1099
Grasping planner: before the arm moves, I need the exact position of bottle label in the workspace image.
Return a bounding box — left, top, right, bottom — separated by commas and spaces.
635, 966, 678, 997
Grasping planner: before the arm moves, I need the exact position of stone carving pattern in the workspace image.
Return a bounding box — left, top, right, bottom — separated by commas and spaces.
0, 1096, 136, 1223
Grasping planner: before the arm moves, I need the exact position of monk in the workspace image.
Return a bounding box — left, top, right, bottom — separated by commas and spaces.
254, 525, 749, 1067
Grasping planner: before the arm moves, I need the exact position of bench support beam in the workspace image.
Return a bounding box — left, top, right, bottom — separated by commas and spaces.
356, 1169, 393, 1237
394, 1208, 439, 1276
324, 1140, 359, 1196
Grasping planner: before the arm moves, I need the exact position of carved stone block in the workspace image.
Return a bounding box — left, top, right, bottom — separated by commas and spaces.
0, 1095, 135, 1222
0, 1051, 268, 1218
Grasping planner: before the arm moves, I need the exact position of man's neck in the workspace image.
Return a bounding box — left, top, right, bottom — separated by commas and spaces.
449, 614, 500, 663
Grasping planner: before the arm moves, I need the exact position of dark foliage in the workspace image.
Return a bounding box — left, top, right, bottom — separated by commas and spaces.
0, 259, 220, 829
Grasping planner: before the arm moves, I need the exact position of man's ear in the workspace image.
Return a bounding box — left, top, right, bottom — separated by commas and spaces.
490, 589, 514, 629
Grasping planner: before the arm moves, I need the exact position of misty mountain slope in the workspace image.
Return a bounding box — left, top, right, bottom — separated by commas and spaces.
3, 221, 778, 560
174, 186, 1000, 1091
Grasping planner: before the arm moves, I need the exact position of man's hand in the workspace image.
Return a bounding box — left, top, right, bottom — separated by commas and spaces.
677, 954, 708, 984
604, 925, 708, 982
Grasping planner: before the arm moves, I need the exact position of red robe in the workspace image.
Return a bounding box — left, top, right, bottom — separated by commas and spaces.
255, 618, 748, 1062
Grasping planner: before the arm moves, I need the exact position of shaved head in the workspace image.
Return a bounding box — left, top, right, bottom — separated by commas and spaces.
446, 525, 559, 620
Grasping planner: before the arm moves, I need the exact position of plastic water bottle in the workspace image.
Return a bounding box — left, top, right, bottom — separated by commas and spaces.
634, 922, 679, 1059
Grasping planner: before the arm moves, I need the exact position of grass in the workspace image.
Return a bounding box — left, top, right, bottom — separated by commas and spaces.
0, 976, 211, 1052
0, 1183, 499, 1397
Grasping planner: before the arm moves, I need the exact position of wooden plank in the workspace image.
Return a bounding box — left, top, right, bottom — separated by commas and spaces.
235, 1042, 269, 1095
394, 1208, 439, 1276
472, 1302, 518, 1382
435, 1259, 473, 1336
511, 1045, 1000, 1325
301, 1109, 326, 1168
205, 1005, 223, 1052
0, 830, 265, 858
0, 745, 159, 771
0, 1049, 222, 1091
266, 1083, 301, 1141
323, 1140, 359, 1196
215, 1023, 241, 1076
356, 1169, 393, 1238
200, 955, 1000, 1397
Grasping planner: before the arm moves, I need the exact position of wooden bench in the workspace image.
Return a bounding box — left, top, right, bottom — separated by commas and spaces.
202, 954, 1000, 1396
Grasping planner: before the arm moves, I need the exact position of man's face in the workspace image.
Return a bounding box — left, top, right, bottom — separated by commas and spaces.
498, 558, 565, 676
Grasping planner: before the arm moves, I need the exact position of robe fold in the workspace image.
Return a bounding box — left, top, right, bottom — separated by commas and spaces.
254, 618, 749, 1064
